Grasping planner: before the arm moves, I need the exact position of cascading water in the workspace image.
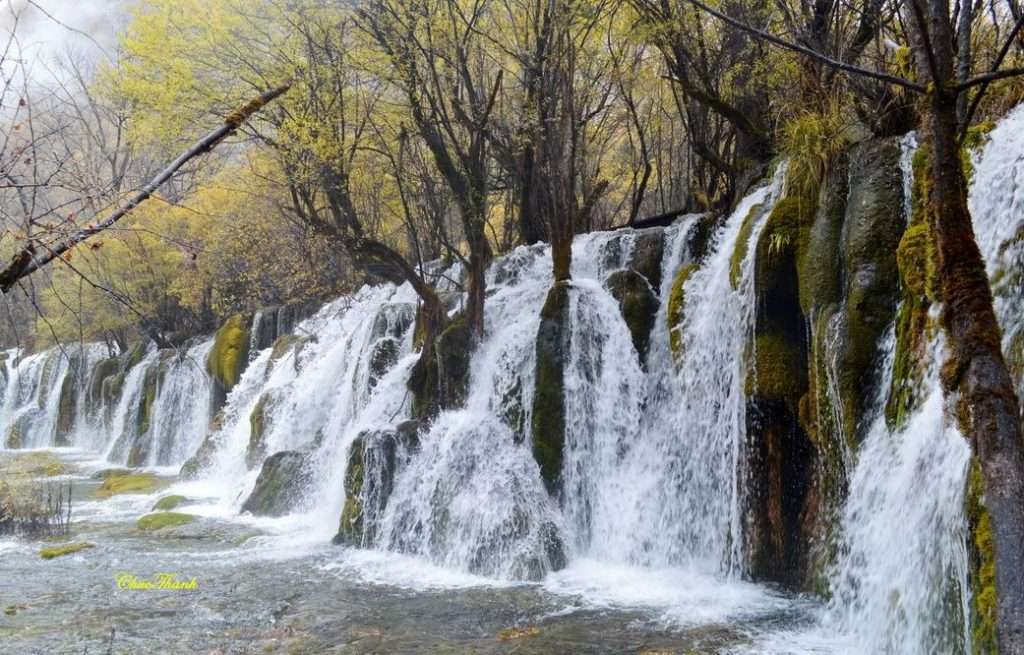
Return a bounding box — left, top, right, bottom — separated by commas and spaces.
576, 167, 787, 572
8, 107, 1024, 655
823, 327, 972, 654
377, 241, 564, 578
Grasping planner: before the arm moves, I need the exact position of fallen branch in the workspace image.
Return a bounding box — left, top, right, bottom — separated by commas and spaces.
0, 82, 292, 294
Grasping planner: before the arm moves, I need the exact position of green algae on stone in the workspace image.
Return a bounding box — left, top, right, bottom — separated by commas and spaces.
335, 437, 367, 545
137, 512, 197, 531
152, 494, 187, 511
531, 282, 572, 495
39, 542, 94, 559
606, 269, 659, 363
666, 263, 698, 362
730, 202, 765, 289
0, 452, 67, 477
94, 472, 158, 499
207, 313, 252, 391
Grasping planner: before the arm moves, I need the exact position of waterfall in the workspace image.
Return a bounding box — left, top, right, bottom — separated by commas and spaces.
824, 329, 972, 653
816, 115, 1024, 653
578, 167, 787, 572
4, 106, 1024, 655
377, 241, 563, 578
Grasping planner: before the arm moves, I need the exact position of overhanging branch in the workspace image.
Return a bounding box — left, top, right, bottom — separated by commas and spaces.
0, 82, 292, 294
679, 0, 926, 93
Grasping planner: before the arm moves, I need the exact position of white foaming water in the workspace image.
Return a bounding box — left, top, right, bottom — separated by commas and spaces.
822, 329, 972, 654
589, 167, 786, 572
185, 284, 419, 526
377, 241, 562, 578
969, 103, 1024, 276
968, 103, 1024, 399
142, 340, 214, 466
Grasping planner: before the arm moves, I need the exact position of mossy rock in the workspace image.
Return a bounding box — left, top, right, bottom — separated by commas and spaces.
4, 412, 27, 448
94, 473, 159, 499
896, 223, 938, 302
798, 153, 849, 315
207, 313, 252, 389
128, 364, 165, 467
246, 394, 272, 469
207, 313, 252, 412
368, 337, 400, 390
179, 413, 225, 480
55, 365, 80, 446
410, 313, 473, 419
747, 334, 807, 405
666, 264, 698, 362
730, 202, 765, 289
531, 282, 571, 496
88, 356, 121, 403
91, 468, 133, 480
0, 452, 67, 477
628, 227, 666, 290
435, 314, 472, 408
606, 269, 659, 364
137, 512, 197, 531
240, 450, 312, 517
335, 437, 367, 546
39, 542, 94, 559
334, 425, 417, 546
152, 495, 187, 511
268, 333, 309, 367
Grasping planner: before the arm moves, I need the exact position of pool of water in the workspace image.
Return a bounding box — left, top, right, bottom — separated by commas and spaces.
0, 450, 841, 655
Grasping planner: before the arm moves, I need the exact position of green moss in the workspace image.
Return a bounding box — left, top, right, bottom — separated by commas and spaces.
94, 473, 158, 499
0, 452, 66, 477
206, 313, 252, 391
55, 368, 79, 445
247, 394, 270, 469
730, 202, 764, 289
961, 121, 996, 187
606, 269, 659, 362
39, 542, 94, 559
888, 146, 940, 428
531, 282, 571, 495
666, 264, 698, 362
336, 438, 366, 545
152, 495, 186, 511
747, 334, 806, 405
137, 512, 196, 531
966, 460, 997, 655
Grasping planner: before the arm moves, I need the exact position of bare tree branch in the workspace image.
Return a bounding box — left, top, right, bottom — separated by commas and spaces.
0, 82, 292, 294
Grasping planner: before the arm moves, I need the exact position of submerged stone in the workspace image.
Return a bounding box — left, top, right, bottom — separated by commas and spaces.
152, 495, 187, 511
39, 542, 94, 559
137, 512, 197, 531
240, 451, 312, 517
94, 472, 159, 499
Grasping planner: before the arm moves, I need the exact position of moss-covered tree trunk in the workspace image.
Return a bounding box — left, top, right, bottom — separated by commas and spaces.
908, 4, 1024, 649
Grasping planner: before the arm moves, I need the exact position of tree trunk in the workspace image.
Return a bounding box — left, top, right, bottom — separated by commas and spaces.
928, 79, 1024, 655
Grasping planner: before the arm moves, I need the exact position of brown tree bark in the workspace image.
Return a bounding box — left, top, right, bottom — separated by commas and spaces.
907, 2, 1024, 651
